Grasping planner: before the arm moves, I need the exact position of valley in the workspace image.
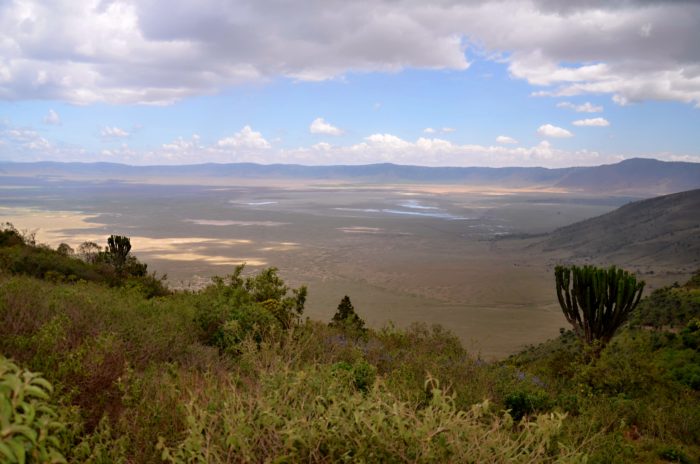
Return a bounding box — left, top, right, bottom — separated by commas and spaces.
2, 170, 696, 358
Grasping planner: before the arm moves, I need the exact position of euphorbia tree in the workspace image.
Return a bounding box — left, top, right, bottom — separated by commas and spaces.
555, 265, 645, 347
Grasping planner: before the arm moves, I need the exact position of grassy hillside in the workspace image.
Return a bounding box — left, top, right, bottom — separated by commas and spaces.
542, 188, 700, 268
1, 224, 699, 463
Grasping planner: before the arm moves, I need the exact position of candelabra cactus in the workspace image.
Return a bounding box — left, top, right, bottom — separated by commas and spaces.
555, 265, 645, 347
107, 235, 132, 273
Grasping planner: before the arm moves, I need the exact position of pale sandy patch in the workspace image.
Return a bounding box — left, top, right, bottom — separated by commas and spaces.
148, 253, 266, 266
259, 242, 300, 252
0, 207, 105, 246
186, 219, 289, 227
398, 185, 571, 195
337, 227, 385, 234
132, 237, 252, 252
0, 207, 258, 265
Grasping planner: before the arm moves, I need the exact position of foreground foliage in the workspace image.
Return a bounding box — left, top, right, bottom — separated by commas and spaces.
1, 226, 699, 462
0, 356, 68, 463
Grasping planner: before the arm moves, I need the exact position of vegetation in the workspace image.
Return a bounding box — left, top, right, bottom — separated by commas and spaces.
555, 265, 645, 347
329, 295, 367, 336
0, 224, 167, 298
1, 223, 699, 462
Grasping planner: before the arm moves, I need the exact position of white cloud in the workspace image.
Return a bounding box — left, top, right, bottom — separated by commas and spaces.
3, 128, 52, 150
556, 102, 603, 113
364, 133, 412, 152
309, 118, 343, 136
217, 126, 271, 149
0, 1, 697, 106
537, 124, 573, 138
277, 135, 603, 167
424, 127, 455, 134
162, 135, 200, 152
573, 117, 610, 127
43, 109, 61, 125
0, 125, 91, 161
2, 119, 697, 167
101, 126, 129, 138
496, 135, 518, 144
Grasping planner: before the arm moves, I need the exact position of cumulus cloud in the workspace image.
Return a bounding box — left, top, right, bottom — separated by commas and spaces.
101, 126, 129, 138
424, 127, 455, 134
496, 135, 518, 144
0, 124, 93, 162
556, 102, 603, 113
537, 124, 573, 138
3, 128, 51, 150
573, 117, 610, 127
276, 135, 604, 167
0, 1, 697, 106
3, 118, 697, 167
217, 126, 270, 150
43, 109, 61, 125
310, 118, 343, 136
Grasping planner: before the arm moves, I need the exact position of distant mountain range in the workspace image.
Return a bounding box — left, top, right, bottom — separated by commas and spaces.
1, 158, 699, 195
542, 188, 700, 267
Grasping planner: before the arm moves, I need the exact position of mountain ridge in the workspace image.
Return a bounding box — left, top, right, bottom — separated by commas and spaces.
1, 157, 699, 195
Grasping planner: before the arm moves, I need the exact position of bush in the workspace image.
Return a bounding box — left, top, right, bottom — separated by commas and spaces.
504, 389, 551, 421
194, 265, 307, 353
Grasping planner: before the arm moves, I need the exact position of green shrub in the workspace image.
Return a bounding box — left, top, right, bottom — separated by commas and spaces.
681, 318, 700, 350
658, 446, 693, 464
504, 389, 551, 421
194, 265, 307, 353
331, 359, 377, 393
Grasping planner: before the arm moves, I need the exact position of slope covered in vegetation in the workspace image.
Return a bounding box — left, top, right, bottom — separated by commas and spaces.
1, 224, 699, 463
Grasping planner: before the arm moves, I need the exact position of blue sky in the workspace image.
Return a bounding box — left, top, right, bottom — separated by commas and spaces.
1, 0, 699, 167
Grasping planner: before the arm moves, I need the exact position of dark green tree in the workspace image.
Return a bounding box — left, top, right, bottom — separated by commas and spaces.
330, 295, 366, 334
106, 235, 132, 273
555, 265, 645, 347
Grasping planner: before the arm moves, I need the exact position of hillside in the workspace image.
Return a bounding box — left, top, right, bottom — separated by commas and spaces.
2, 158, 700, 194
542, 188, 700, 267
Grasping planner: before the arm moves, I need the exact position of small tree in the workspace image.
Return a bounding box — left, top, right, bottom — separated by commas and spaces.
78, 241, 101, 264
330, 295, 366, 334
0, 222, 24, 247
555, 265, 645, 348
56, 242, 74, 256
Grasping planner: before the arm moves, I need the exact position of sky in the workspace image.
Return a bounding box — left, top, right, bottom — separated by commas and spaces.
1, 0, 699, 168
